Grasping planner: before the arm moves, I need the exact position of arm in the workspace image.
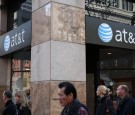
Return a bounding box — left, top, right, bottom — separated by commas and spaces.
22, 106, 31, 115
78, 107, 89, 115
106, 99, 116, 115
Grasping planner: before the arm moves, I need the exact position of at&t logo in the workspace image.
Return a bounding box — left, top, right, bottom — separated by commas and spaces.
98, 23, 113, 43
4, 35, 10, 51
3, 29, 25, 52
98, 23, 135, 44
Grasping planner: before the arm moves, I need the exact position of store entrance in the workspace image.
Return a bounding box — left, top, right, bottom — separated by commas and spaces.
11, 48, 31, 93
86, 44, 135, 115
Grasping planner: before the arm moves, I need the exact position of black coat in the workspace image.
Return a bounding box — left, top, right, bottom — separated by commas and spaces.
61, 99, 90, 115
95, 96, 116, 115
2, 100, 16, 115
117, 96, 135, 115
16, 104, 31, 115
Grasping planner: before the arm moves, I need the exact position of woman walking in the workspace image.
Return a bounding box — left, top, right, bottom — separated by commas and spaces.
95, 85, 116, 115
15, 91, 31, 115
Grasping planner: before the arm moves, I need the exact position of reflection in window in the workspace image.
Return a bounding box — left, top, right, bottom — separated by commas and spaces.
12, 59, 31, 71
99, 48, 135, 88
13, 0, 32, 29
7, 0, 32, 31
12, 72, 30, 91
12, 58, 31, 91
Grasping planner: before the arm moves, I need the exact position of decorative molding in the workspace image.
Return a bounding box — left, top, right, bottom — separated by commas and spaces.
85, 0, 134, 25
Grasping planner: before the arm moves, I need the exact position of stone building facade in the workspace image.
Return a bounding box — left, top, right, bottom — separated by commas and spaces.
0, 0, 135, 115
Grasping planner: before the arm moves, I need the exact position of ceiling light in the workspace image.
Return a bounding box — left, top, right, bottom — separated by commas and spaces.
107, 52, 112, 55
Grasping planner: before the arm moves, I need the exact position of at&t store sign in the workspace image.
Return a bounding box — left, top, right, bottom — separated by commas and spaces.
4, 29, 25, 52
0, 21, 31, 56
86, 16, 135, 49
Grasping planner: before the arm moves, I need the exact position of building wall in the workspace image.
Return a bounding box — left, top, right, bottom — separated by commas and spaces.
0, 0, 134, 115
0, 58, 11, 114
0, 0, 11, 114
86, 1, 135, 25
31, 0, 86, 114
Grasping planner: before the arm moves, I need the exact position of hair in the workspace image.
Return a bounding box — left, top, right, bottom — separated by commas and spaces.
58, 82, 77, 99
15, 91, 29, 109
3, 90, 12, 99
25, 89, 30, 96
97, 85, 110, 96
120, 85, 129, 93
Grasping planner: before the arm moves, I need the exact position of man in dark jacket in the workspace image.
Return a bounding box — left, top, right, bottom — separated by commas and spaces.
2, 90, 16, 115
58, 82, 90, 115
116, 85, 135, 115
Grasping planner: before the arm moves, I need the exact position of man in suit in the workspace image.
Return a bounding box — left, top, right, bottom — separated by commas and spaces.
2, 90, 16, 115
116, 85, 135, 115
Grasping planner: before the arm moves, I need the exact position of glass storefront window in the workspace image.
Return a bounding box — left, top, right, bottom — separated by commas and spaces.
12, 72, 31, 91
13, 0, 32, 29
99, 48, 135, 98
7, 0, 32, 31
11, 50, 31, 92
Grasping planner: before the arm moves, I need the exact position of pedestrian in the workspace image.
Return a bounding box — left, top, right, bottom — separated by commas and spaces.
2, 90, 17, 115
58, 81, 90, 115
116, 85, 135, 115
25, 89, 31, 109
15, 91, 31, 115
95, 85, 116, 115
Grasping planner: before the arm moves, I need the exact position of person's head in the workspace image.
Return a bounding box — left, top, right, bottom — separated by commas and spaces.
96, 85, 110, 97
2, 90, 12, 104
58, 82, 77, 107
108, 86, 113, 95
116, 85, 129, 99
15, 91, 28, 108
25, 89, 30, 97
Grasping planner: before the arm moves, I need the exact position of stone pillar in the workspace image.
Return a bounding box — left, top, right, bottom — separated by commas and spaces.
0, 58, 10, 114
31, 0, 85, 115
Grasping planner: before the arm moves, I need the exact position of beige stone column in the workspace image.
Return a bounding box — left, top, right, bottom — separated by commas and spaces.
31, 0, 85, 114
0, 58, 10, 114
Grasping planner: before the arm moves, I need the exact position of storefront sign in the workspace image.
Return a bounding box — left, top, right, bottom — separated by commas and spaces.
0, 20, 31, 56
86, 16, 135, 49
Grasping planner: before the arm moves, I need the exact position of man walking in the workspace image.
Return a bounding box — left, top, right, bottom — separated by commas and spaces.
116, 85, 135, 115
2, 90, 16, 115
58, 81, 90, 115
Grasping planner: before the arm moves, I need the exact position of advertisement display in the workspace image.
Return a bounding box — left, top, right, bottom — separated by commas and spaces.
0, 20, 31, 56
86, 16, 135, 49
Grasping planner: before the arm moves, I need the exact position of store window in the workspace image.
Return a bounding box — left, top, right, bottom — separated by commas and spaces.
11, 50, 31, 92
99, 48, 135, 98
7, 0, 32, 31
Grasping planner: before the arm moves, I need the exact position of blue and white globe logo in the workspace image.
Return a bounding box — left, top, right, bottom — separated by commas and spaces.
4, 35, 10, 51
98, 23, 113, 43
